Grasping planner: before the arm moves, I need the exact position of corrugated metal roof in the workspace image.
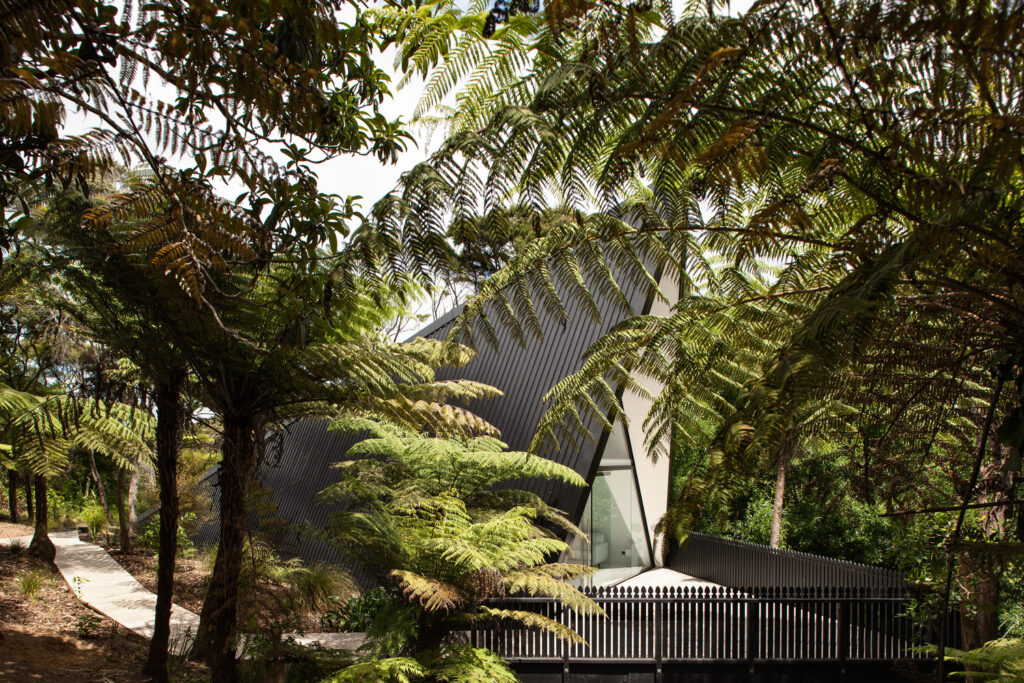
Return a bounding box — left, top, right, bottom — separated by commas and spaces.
194, 272, 654, 575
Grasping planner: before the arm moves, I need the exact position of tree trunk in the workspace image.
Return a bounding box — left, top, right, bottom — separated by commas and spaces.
88, 448, 115, 525
770, 454, 788, 549
143, 369, 186, 683
958, 551, 1000, 651
769, 428, 796, 549
128, 463, 139, 530
938, 378, 1005, 681
959, 439, 1014, 652
7, 469, 18, 523
116, 468, 131, 551
24, 476, 33, 518
195, 412, 259, 683
28, 475, 54, 562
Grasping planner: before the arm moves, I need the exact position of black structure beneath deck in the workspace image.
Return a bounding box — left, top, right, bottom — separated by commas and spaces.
668, 532, 907, 592
514, 660, 931, 682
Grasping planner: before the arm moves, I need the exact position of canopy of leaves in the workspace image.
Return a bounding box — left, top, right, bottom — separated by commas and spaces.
371, 0, 1024, 539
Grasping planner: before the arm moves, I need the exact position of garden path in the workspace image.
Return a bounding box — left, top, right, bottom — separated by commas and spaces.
7, 530, 364, 654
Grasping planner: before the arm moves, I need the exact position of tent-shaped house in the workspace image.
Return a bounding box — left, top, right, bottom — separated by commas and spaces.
197, 270, 678, 587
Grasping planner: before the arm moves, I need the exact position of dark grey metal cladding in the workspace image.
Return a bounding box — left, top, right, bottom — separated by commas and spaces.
196, 269, 655, 570
421, 279, 652, 519
667, 532, 907, 592
193, 418, 369, 574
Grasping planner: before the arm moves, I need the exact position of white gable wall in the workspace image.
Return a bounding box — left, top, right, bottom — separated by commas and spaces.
621, 270, 678, 566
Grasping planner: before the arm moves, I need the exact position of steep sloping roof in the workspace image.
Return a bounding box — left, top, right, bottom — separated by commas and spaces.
195, 275, 655, 570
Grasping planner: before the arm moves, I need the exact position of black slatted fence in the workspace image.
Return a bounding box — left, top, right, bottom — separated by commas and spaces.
470, 585, 953, 664
668, 533, 906, 593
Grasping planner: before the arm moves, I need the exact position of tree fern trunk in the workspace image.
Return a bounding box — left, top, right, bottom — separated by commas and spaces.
128, 463, 139, 530
769, 428, 796, 549
24, 476, 33, 519
958, 552, 1000, 651
88, 448, 115, 525
959, 439, 1013, 655
143, 369, 186, 683
7, 469, 18, 523
116, 468, 131, 551
769, 455, 787, 549
28, 475, 54, 562
195, 412, 258, 683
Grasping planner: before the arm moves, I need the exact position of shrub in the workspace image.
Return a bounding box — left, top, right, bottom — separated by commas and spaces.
17, 569, 49, 600
75, 612, 102, 638
238, 633, 351, 683
7, 538, 24, 554
47, 488, 85, 529
294, 562, 351, 614
320, 588, 392, 633
1002, 601, 1024, 639
939, 638, 1024, 681
81, 502, 108, 540
196, 545, 218, 572
137, 511, 196, 556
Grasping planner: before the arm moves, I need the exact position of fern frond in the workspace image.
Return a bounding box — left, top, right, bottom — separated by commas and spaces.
477, 606, 587, 644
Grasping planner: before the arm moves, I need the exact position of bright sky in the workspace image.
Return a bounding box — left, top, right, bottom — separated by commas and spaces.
65, 0, 755, 218
312, 51, 434, 218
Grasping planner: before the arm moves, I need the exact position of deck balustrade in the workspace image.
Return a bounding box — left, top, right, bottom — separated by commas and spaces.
470, 584, 956, 665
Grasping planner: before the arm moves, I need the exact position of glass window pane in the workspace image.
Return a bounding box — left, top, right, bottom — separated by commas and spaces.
591, 468, 650, 569
562, 417, 652, 585
599, 419, 632, 467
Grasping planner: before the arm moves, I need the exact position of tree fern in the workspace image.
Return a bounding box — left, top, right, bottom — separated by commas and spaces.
319, 423, 600, 679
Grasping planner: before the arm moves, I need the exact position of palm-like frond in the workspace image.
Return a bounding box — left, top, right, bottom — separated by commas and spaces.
391, 569, 468, 612
477, 606, 587, 644
7, 394, 154, 476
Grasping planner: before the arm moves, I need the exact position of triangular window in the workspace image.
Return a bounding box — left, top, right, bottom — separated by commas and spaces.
566, 419, 651, 584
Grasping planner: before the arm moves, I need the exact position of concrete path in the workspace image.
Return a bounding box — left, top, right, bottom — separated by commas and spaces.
7, 531, 363, 655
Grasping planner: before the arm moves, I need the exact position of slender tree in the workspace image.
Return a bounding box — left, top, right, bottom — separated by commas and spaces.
6, 469, 17, 522
87, 448, 114, 525
142, 367, 187, 679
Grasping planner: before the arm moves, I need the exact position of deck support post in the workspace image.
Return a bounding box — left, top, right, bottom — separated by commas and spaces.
839, 591, 850, 674
747, 596, 759, 673
655, 588, 663, 682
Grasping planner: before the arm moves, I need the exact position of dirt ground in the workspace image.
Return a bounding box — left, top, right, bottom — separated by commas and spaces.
0, 546, 209, 682
0, 521, 33, 539
106, 544, 326, 634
